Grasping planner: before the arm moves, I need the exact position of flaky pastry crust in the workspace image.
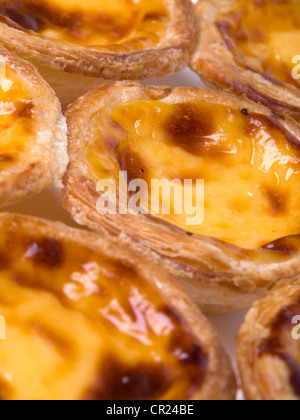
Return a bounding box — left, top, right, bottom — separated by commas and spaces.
64, 81, 300, 313
190, 0, 300, 125
0, 0, 194, 107
0, 213, 236, 400
238, 282, 300, 400
0, 44, 67, 207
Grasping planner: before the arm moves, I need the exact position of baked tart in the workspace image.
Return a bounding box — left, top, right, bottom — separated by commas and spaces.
191, 0, 300, 124
64, 82, 300, 313
238, 282, 300, 400
0, 44, 67, 207
0, 0, 194, 108
0, 213, 236, 400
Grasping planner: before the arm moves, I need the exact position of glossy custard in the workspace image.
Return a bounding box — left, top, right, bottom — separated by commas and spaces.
0, 216, 207, 400
0, 60, 34, 170
88, 99, 300, 249
217, 0, 300, 88
258, 297, 300, 397
0, 0, 167, 48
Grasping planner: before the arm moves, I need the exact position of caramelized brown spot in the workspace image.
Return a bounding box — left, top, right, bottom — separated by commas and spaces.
0, 154, 14, 163
163, 103, 230, 157
262, 236, 300, 254
258, 296, 300, 397
17, 100, 34, 118
85, 357, 172, 400
118, 148, 148, 183
25, 238, 64, 269
163, 305, 208, 396
169, 330, 207, 375
263, 186, 287, 216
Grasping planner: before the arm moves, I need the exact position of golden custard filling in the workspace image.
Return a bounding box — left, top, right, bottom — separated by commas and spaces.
0, 60, 34, 169
87, 99, 300, 249
217, 0, 300, 88
0, 0, 167, 48
0, 220, 207, 400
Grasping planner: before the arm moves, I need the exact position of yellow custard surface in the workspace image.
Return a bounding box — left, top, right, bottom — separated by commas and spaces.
87, 99, 300, 249
0, 217, 207, 400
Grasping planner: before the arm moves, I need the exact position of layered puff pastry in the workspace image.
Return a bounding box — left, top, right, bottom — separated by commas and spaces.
0, 44, 67, 207
64, 82, 300, 313
0, 0, 194, 107
238, 282, 300, 400
191, 0, 300, 125
0, 213, 236, 400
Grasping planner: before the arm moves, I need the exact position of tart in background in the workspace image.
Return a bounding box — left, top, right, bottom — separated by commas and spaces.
0, 0, 194, 107
191, 0, 300, 127
0, 44, 67, 207
238, 282, 300, 400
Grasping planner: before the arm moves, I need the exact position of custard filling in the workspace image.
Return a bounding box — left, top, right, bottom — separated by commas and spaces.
0, 59, 35, 170
0, 218, 207, 400
0, 0, 167, 48
87, 99, 300, 249
217, 0, 300, 89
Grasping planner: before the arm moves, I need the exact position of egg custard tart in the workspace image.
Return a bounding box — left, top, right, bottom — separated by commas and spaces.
0, 213, 236, 400
0, 0, 194, 108
64, 82, 300, 313
191, 0, 300, 124
0, 45, 67, 207
238, 282, 300, 400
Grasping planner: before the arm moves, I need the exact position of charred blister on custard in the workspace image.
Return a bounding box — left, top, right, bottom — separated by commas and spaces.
24, 237, 64, 269
85, 320, 208, 399
85, 357, 173, 400
0, 153, 14, 163
262, 236, 300, 254
263, 185, 288, 217
117, 148, 148, 184
0, 100, 34, 133
162, 102, 232, 157
258, 296, 300, 397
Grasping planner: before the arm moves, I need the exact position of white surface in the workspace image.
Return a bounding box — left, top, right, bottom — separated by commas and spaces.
3, 68, 248, 399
